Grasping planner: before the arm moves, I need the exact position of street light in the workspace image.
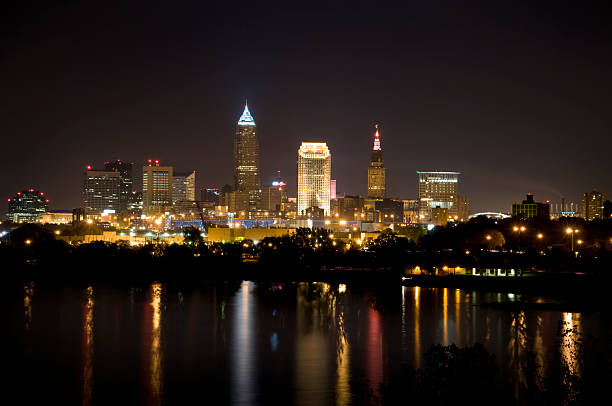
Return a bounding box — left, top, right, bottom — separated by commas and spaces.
566, 228, 579, 251
513, 225, 526, 250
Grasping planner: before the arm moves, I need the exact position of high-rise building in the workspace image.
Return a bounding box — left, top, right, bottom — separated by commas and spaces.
233, 103, 261, 207
83, 166, 121, 214
142, 160, 173, 214
368, 125, 386, 199
297, 142, 331, 216
6, 189, 49, 222
512, 193, 550, 220
104, 159, 133, 211
417, 171, 459, 223
582, 189, 606, 221
173, 171, 196, 203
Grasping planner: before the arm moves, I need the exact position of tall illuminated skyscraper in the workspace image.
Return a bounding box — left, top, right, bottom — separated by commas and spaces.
83, 166, 121, 214
142, 160, 173, 214
172, 171, 196, 203
104, 159, 133, 211
297, 142, 331, 216
582, 189, 606, 220
367, 124, 386, 198
233, 102, 261, 207
417, 171, 459, 223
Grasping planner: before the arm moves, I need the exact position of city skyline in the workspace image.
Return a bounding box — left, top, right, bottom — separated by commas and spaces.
2, 3, 611, 213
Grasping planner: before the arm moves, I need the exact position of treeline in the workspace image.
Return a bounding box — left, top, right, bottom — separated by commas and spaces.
2, 217, 612, 281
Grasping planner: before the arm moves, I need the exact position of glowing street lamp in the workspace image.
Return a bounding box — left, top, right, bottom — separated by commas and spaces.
513, 225, 526, 250
566, 228, 579, 251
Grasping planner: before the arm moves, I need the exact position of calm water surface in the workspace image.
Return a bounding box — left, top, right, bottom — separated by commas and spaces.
14, 280, 608, 405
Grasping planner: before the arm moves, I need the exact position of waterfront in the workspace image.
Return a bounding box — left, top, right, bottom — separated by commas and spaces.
15, 280, 609, 405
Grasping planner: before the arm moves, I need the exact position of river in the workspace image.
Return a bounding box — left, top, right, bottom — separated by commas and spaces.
14, 280, 609, 405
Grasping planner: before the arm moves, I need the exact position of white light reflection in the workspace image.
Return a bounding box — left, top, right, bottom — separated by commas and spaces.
231, 281, 256, 405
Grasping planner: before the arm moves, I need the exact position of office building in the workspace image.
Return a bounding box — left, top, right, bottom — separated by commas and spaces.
367, 125, 386, 198
233, 103, 261, 207
6, 189, 49, 222
173, 171, 196, 203
512, 193, 550, 220
297, 142, 331, 216
142, 160, 173, 214
417, 171, 459, 223
83, 167, 121, 214
582, 189, 606, 221
104, 159, 133, 211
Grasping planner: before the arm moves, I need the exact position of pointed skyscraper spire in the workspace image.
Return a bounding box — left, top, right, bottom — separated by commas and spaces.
373, 124, 381, 151
238, 102, 255, 126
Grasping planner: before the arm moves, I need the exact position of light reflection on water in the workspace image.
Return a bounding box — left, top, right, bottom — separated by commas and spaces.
146, 283, 163, 406
82, 286, 94, 406
18, 281, 599, 405
24, 281, 35, 331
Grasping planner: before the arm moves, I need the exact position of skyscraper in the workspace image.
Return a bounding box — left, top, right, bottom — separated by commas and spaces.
233, 103, 261, 207
104, 159, 133, 211
368, 125, 386, 199
172, 171, 196, 203
582, 189, 606, 220
417, 171, 459, 223
83, 166, 121, 214
297, 142, 331, 216
142, 160, 173, 214
6, 189, 49, 222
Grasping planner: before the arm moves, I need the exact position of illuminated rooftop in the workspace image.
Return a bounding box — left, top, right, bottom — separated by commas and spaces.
237, 104, 256, 126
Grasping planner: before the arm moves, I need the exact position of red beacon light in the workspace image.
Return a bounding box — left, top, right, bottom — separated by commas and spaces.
45, 199, 50, 203
29, 188, 34, 192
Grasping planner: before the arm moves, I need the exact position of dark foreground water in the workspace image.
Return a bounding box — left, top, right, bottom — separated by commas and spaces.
12, 280, 610, 405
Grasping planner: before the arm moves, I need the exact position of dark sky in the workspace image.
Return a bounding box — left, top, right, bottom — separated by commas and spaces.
1, 1, 611, 213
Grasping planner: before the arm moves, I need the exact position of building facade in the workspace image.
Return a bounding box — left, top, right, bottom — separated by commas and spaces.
417, 171, 459, 223
297, 142, 331, 216
104, 159, 133, 211
142, 161, 173, 214
367, 125, 386, 198
233, 103, 261, 207
582, 189, 606, 221
83, 168, 121, 214
6, 189, 49, 222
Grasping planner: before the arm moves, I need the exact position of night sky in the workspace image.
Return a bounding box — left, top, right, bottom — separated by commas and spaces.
1, 1, 611, 213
